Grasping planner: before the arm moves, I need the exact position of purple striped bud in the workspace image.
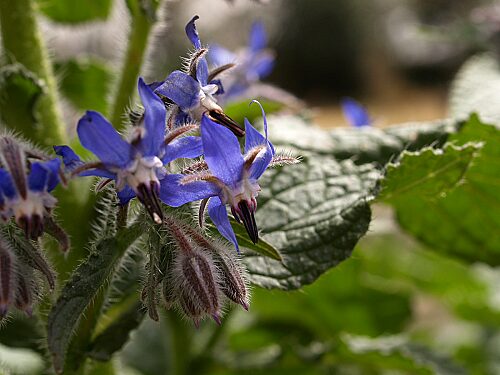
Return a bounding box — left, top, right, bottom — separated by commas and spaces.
173, 248, 222, 325
14, 268, 34, 317
0, 238, 16, 316
213, 250, 249, 311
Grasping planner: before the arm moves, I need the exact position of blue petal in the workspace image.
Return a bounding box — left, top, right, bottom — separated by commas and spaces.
53, 145, 83, 171
249, 21, 267, 52
208, 197, 239, 251
28, 163, 49, 192
42, 158, 61, 192
117, 186, 136, 205
244, 119, 273, 180
80, 169, 116, 179
197, 58, 209, 86
341, 98, 372, 128
211, 79, 225, 96
246, 100, 275, 154
185, 15, 202, 49
159, 174, 219, 207
0, 168, 16, 199
201, 115, 244, 187
138, 77, 166, 157
77, 111, 132, 167
155, 71, 200, 111
249, 53, 275, 80
209, 44, 236, 67
162, 136, 203, 164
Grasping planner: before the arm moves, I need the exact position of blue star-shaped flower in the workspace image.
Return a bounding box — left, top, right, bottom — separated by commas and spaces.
341, 97, 372, 128
152, 16, 245, 137
209, 21, 275, 102
55, 78, 203, 223
0, 137, 61, 239
160, 103, 274, 250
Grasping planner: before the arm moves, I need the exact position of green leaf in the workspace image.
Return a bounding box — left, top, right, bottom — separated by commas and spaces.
449, 53, 500, 124
243, 156, 380, 290
339, 334, 467, 375
207, 219, 282, 261
379, 143, 482, 202
36, 0, 112, 23
268, 115, 457, 165
88, 301, 145, 362
0, 64, 44, 139
47, 223, 144, 374
388, 115, 500, 265
56, 59, 112, 113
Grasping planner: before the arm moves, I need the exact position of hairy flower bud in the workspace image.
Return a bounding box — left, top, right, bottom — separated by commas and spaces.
14, 267, 35, 316
0, 238, 16, 316
213, 250, 249, 311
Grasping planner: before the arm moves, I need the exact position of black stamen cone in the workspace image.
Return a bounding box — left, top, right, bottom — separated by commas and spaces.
236, 201, 259, 244
208, 110, 245, 137
136, 182, 164, 224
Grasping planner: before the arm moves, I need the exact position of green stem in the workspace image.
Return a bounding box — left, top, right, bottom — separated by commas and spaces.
0, 0, 66, 145
108, 1, 156, 130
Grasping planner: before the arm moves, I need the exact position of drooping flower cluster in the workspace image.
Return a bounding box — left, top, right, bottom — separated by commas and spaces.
53, 16, 299, 325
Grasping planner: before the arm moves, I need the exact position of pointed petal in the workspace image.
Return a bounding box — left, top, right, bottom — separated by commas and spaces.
28, 163, 49, 192
201, 116, 244, 186
0, 168, 16, 199
185, 15, 202, 49
209, 44, 236, 67
159, 174, 219, 207
197, 58, 209, 86
248, 145, 273, 181
162, 136, 203, 164
244, 118, 267, 153
117, 186, 136, 205
77, 111, 132, 167
246, 101, 275, 154
53, 145, 83, 171
155, 71, 200, 111
249, 21, 267, 52
42, 159, 61, 192
341, 98, 371, 127
208, 197, 239, 251
138, 77, 167, 156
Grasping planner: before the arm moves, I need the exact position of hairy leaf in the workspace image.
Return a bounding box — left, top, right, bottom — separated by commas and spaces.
268, 115, 457, 165
379, 143, 482, 202
243, 156, 380, 290
88, 301, 145, 361
36, 0, 112, 23
47, 223, 143, 373
389, 115, 500, 265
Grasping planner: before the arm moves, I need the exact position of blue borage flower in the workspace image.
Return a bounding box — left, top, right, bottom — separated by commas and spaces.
160, 102, 275, 251
209, 21, 275, 102
152, 16, 245, 137
55, 78, 203, 224
341, 97, 372, 128
0, 137, 61, 239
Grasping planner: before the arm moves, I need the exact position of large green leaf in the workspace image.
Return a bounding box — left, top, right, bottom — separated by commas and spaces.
387, 115, 500, 265
243, 155, 380, 290
47, 223, 143, 373
56, 59, 112, 113
0, 64, 44, 139
449, 54, 500, 124
267, 115, 457, 165
379, 143, 482, 202
36, 0, 112, 24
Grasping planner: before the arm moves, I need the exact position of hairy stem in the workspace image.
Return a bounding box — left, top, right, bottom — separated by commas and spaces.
108, 0, 158, 130
0, 0, 66, 145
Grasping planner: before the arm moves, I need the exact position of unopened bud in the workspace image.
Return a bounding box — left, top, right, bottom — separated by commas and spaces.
213, 251, 249, 311
0, 239, 16, 316
14, 268, 34, 316
174, 249, 221, 322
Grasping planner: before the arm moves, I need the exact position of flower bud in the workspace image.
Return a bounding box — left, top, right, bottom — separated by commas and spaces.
14, 267, 35, 317
0, 238, 16, 316
213, 250, 249, 311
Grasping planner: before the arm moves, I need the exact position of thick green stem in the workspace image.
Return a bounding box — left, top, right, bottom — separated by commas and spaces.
0, 0, 66, 145
108, 1, 155, 130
